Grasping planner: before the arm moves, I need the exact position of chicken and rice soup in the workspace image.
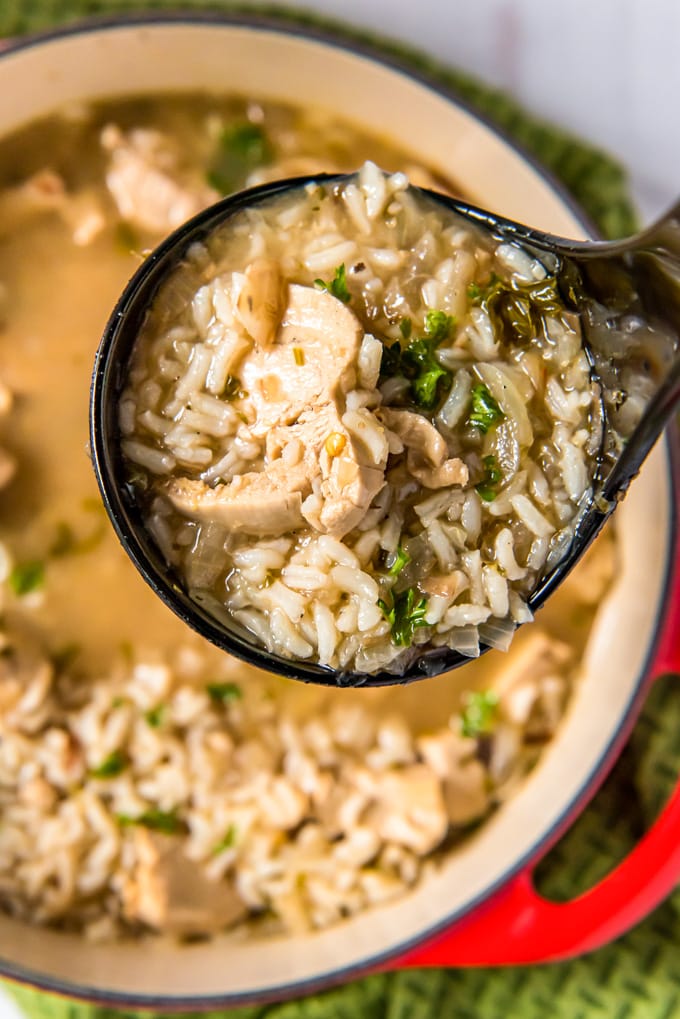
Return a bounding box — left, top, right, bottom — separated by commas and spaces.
121, 164, 599, 675
0, 97, 613, 941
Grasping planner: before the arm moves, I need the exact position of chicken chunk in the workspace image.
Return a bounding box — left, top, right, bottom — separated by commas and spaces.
124, 830, 247, 936
235, 258, 287, 348
166, 458, 309, 535
167, 284, 387, 539
238, 283, 362, 436
0, 170, 106, 246
368, 764, 448, 855
379, 407, 468, 488
101, 125, 217, 235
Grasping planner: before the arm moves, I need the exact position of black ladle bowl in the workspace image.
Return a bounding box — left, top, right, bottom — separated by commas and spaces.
90, 174, 680, 687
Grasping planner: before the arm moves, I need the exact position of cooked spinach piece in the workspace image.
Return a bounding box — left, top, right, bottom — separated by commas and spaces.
470, 272, 563, 345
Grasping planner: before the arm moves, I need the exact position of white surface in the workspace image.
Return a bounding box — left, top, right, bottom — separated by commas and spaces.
258, 0, 674, 223
0, 2, 672, 1014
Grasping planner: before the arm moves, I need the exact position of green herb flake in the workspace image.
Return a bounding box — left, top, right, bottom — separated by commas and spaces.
314, 263, 351, 304
476, 454, 502, 502
379, 322, 453, 411
403, 337, 451, 409
207, 682, 243, 705
118, 807, 185, 836
207, 121, 273, 195
90, 749, 128, 779
399, 317, 412, 340
468, 384, 504, 433
378, 587, 429, 647
144, 705, 165, 729
423, 309, 455, 344
460, 690, 499, 738
388, 545, 411, 577
9, 561, 45, 597
212, 824, 238, 855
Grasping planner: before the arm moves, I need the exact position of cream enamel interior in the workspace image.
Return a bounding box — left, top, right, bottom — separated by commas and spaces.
0, 18, 671, 1003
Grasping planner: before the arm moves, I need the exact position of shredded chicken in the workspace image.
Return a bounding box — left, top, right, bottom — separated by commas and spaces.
167, 281, 387, 539
124, 830, 247, 936
0, 169, 106, 246
101, 125, 217, 235
379, 407, 468, 488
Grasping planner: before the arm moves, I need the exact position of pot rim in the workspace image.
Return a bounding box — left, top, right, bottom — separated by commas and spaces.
0, 9, 675, 1011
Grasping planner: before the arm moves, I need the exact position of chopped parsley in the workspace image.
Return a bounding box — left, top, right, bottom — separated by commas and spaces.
468, 384, 503, 433
118, 807, 185, 836
314, 263, 351, 304
9, 561, 45, 597
476, 455, 502, 502
378, 587, 429, 647
469, 272, 563, 345
459, 690, 499, 738
423, 309, 455, 344
90, 749, 128, 779
206, 681, 243, 705
380, 310, 454, 410
144, 705, 165, 729
387, 545, 411, 577
207, 121, 273, 195
403, 337, 451, 409
212, 824, 238, 855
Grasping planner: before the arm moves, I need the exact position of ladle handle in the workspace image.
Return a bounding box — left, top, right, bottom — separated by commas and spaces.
388, 431, 680, 967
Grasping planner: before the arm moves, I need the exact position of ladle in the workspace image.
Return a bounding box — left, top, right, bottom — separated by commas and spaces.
90, 174, 680, 687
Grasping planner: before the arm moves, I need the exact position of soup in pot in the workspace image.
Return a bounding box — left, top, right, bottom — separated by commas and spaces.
0, 96, 614, 941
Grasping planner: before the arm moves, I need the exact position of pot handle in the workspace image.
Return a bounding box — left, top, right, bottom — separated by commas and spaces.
394, 602, 680, 968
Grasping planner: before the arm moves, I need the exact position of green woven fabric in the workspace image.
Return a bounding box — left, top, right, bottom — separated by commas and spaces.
2, 4, 678, 1018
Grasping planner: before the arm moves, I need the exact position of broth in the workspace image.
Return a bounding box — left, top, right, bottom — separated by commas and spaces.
0, 96, 614, 940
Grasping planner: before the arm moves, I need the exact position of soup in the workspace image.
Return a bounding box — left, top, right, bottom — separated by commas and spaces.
120, 164, 598, 675
0, 96, 613, 941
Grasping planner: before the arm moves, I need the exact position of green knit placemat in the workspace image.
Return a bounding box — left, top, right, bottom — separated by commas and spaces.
2, 5, 678, 1018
